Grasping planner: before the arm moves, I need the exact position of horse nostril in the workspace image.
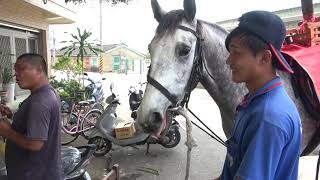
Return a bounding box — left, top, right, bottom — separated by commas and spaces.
140, 122, 153, 133
151, 112, 162, 123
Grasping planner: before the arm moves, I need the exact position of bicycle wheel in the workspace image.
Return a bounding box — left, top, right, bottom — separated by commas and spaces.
92, 102, 104, 112
61, 112, 79, 145
80, 110, 102, 139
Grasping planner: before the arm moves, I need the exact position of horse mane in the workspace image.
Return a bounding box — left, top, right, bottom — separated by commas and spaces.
198, 20, 229, 37
156, 9, 185, 37
155, 9, 229, 40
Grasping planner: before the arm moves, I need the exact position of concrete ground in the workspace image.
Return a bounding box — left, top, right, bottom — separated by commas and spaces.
0, 72, 319, 180
66, 87, 227, 180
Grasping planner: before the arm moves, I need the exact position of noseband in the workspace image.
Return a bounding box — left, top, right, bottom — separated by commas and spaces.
147, 23, 203, 107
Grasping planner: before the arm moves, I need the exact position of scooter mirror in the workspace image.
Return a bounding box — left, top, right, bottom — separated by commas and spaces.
110, 82, 114, 93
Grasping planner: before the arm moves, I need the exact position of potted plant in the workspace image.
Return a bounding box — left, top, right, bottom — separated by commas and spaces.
1, 67, 15, 103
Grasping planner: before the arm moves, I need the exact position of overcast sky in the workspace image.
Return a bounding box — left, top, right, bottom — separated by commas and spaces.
50, 0, 320, 54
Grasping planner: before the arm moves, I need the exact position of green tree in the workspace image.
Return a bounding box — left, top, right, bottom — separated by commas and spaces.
52, 56, 73, 80
60, 28, 103, 86
52, 56, 82, 81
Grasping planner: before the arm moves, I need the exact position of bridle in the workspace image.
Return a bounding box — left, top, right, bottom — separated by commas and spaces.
147, 22, 204, 107
146, 22, 226, 147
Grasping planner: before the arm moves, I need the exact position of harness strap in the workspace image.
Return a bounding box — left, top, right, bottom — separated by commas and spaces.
147, 74, 179, 105
179, 24, 204, 107
177, 25, 199, 38
147, 23, 226, 148
181, 39, 200, 106
147, 24, 203, 107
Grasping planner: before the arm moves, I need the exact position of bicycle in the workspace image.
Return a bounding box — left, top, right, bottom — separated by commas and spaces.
62, 90, 105, 113
61, 100, 102, 145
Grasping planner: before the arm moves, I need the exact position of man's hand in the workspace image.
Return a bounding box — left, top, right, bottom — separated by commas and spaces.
0, 105, 13, 118
0, 117, 12, 136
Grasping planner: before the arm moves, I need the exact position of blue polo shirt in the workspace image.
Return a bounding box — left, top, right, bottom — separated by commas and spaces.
221, 77, 302, 180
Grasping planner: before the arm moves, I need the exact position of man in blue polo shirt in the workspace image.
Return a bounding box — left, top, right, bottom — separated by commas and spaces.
214, 11, 302, 180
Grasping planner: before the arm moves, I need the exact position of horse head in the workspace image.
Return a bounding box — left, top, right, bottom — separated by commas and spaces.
137, 0, 200, 136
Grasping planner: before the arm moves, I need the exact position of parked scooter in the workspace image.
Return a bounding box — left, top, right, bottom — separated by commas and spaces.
62, 144, 96, 180
128, 82, 146, 119
87, 83, 181, 157
0, 144, 96, 180
83, 73, 106, 103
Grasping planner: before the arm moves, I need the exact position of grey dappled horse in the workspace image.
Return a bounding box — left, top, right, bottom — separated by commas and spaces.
136, 0, 318, 155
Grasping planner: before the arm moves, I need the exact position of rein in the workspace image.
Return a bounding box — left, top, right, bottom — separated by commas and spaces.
147, 22, 226, 147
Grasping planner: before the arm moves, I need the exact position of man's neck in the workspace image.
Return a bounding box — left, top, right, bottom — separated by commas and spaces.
246, 72, 277, 94
30, 78, 49, 93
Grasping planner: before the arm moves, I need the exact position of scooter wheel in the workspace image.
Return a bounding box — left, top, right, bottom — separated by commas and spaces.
88, 137, 112, 157
161, 127, 181, 148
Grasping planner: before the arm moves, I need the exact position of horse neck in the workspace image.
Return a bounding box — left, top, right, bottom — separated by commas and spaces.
198, 22, 248, 114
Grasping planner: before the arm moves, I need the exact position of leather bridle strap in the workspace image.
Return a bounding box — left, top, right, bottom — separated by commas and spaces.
147, 24, 201, 107
177, 25, 199, 38
147, 73, 179, 106
178, 25, 203, 107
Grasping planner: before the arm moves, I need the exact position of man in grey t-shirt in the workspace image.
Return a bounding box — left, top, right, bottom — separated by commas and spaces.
0, 53, 62, 180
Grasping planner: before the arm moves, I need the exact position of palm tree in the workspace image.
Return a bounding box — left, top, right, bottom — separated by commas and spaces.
60, 28, 103, 86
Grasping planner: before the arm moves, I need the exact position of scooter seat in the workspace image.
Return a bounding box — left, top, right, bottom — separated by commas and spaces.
87, 99, 95, 104
78, 101, 90, 107
61, 146, 81, 176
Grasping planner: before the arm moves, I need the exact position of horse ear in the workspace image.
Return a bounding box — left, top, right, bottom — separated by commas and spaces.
151, 0, 166, 22
183, 0, 196, 22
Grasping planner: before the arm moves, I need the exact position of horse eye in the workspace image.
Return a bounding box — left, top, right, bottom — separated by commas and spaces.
177, 46, 191, 57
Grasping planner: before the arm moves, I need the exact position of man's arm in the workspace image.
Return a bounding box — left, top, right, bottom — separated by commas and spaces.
0, 118, 44, 151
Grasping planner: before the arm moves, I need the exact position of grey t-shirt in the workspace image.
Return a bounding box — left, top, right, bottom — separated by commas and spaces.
5, 85, 62, 180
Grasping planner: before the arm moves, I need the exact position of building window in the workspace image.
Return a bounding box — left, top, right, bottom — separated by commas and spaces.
0, 25, 39, 96
113, 56, 120, 71
28, 39, 37, 53
92, 57, 97, 66
0, 35, 12, 69
15, 37, 27, 58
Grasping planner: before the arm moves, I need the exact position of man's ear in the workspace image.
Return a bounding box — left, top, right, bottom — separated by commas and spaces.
35, 65, 43, 75
260, 50, 273, 65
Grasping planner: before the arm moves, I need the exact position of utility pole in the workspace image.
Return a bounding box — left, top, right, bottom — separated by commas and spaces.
99, 0, 104, 74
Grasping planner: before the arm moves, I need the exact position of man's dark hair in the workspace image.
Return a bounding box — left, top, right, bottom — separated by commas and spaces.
17, 53, 48, 76
228, 28, 279, 68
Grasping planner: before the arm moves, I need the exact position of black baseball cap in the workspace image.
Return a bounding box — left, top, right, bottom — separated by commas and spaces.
225, 10, 294, 74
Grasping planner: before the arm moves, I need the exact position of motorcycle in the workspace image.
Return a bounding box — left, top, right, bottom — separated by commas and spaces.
87, 83, 181, 157
62, 144, 96, 180
83, 73, 106, 103
0, 144, 96, 180
128, 82, 146, 119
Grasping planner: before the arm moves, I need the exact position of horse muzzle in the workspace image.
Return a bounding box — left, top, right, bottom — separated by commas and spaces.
139, 111, 165, 135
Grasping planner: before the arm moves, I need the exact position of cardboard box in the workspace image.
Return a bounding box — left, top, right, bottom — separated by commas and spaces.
115, 121, 136, 140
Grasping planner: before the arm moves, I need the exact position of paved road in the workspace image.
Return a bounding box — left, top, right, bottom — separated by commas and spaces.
65, 72, 227, 180
60, 72, 320, 180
